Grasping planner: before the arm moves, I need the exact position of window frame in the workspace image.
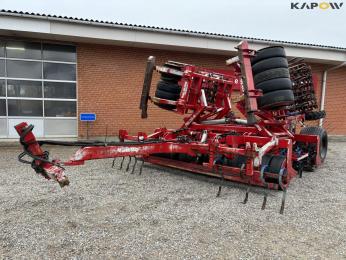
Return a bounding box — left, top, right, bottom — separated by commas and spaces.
0, 39, 78, 137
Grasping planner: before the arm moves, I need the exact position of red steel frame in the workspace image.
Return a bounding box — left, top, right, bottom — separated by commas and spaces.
14, 41, 322, 193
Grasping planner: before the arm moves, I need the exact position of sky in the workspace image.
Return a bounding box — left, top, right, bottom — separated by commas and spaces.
1, 0, 345, 47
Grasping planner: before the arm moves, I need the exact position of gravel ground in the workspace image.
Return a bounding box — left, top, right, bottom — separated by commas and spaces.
0, 142, 345, 259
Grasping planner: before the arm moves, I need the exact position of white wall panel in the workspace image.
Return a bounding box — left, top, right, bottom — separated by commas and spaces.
8, 118, 44, 138
45, 119, 77, 136
0, 118, 7, 137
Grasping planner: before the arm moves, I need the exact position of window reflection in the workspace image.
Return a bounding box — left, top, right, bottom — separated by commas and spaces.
8, 100, 43, 116
0, 100, 5, 116
0, 60, 4, 77
45, 101, 76, 117
7, 60, 42, 79
43, 44, 76, 62
6, 41, 41, 60
0, 80, 5, 96
43, 63, 76, 81
0, 42, 4, 57
44, 82, 76, 99
7, 80, 42, 98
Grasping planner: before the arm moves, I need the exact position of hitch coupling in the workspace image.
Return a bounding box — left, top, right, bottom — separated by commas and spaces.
15, 122, 69, 187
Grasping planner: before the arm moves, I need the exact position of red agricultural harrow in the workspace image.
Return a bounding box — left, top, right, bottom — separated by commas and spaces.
15, 41, 327, 214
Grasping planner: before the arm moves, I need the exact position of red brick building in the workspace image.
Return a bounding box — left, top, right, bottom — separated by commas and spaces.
0, 10, 345, 138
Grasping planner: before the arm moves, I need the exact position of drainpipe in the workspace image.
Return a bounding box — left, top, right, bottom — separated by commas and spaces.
319, 61, 346, 127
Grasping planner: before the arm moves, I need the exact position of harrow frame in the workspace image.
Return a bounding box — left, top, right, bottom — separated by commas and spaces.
14, 41, 326, 214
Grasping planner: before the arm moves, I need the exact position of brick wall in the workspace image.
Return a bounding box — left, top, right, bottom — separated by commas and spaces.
321, 66, 346, 135
307, 64, 346, 135
77, 43, 230, 137
77, 43, 346, 137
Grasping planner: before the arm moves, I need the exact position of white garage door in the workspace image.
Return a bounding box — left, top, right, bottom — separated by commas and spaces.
0, 40, 77, 138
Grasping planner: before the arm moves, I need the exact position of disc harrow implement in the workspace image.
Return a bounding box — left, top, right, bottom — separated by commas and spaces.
15, 41, 328, 214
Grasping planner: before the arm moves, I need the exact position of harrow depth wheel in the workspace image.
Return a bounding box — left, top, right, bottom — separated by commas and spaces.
300, 126, 328, 164
264, 155, 287, 186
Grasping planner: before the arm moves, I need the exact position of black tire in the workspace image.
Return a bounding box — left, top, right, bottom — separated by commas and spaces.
228, 155, 247, 168
258, 89, 295, 109
155, 89, 180, 100
254, 68, 290, 85
268, 156, 286, 174
256, 78, 292, 93
251, 46, 286, 65
156, 103, 177, 110
261, 154, 273, 168
160, 64, 182, 81
265, 155, 286, 184
160, 75, 180, 82
157, 80, 181, 94
300, 127, 328, 162
252, 57, 288, 75
304, 110, 326, 121
164, 63, 182, 70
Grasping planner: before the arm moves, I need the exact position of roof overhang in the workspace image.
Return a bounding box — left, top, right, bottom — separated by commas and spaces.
0, 13, 345, 65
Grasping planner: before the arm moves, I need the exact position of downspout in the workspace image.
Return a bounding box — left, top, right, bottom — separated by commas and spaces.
319, 61, 346, 127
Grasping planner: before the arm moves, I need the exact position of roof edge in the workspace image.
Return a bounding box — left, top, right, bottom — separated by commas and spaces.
0, 9, 346, 52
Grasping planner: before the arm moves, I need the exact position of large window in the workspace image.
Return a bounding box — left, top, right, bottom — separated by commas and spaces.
0, 79, 5, 96
43, 62, 76, 81
0, 60, 4, 77
7, 60, 42, 79
6, 41, 41, 60
0, 39, 77, 137
43, 44, 76, 62
0, 99, 5, 116
8, 100, 43, 116
7, 80, 42, 98
0, 42, 5, 57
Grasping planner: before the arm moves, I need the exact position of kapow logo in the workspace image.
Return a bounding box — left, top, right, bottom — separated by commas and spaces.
291, 2, 344, 9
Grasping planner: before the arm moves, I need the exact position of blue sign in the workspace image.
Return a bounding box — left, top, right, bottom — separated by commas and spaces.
80, 113, 96, 121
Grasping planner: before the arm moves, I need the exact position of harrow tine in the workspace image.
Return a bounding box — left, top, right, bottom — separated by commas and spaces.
111, 158, 116, 168
139, 159, 144, 175
240, 163, 251, 204
260, 168, 268, 210
278, 168, 287, 214
131, 157, 138, 174
243, 179, 251, 204
280, 188, 287, 214
216, 186, 222, 197
126, 156, 132, 172
243, 183, 251, 204
119, 157, 125, 170
216, 165, 225, 197
261, 191, 268, 210
298, 163, 303, 178
261, 182, 269, 210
